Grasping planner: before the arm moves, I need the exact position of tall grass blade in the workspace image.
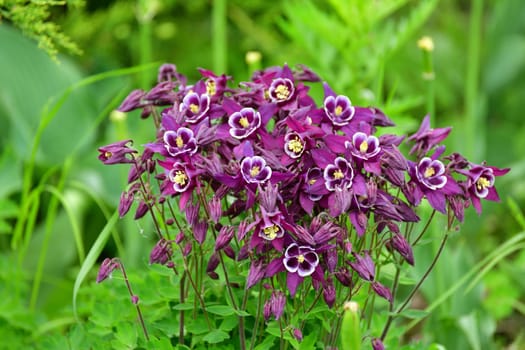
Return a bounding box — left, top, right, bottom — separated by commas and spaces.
73, 210, 119, 321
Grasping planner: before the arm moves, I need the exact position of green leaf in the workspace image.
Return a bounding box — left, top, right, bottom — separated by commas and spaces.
114, 322, 138, 348
173, 302, 198, 311
73, 210, 119, 320
206, 304, 235, 316
253, 335, 276, 350
203, 329, 230, 344
397, 308, 430, 320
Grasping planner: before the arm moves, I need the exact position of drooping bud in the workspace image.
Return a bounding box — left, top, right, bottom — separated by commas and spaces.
323, 279, 336, 308
371, 281, 393, 303
348, 251, 375, 281
387, 233, 414, 266
96, 258, 120, 283
215, 225, 235, 251
209, 196, 223, 224
193, 221, 208, 244
149, 239, 173, 266
246, 259, 265, 289
371, 338, 385, 350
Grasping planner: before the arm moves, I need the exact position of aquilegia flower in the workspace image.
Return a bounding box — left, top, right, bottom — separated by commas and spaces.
97, 62, 510, 349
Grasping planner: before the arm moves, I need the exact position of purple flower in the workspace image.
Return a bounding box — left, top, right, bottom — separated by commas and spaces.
259, 221, 285, 241
415, 157, 447, 190
407, 115, 451, 157
283, 243, 319, 277
269, 77, 295, 103
371, 281, 392, 303
168, 163, 192, 192
324, 157, 354, 191
117, 89, 146, 112
460, 164, 510, 214
349, 251, 375, 281
228, 107, 261, 139
149, 238, 173, 265
387, 233, 414, 266
371, 338, 385, 350
96, 258, 120, 283
347, 132, 381, 160
264, 291, 286, 321
179, 91, 210, 123
163, 127, 198, 157
98, 140, 136, 165
324, 95, 355, 126
284, 132, 306, 159
241, 156, 272, 184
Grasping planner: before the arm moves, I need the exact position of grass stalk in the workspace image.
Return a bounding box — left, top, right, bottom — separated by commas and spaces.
212, 0, 228, 73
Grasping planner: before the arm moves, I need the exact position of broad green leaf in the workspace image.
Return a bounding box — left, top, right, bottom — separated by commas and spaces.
207, 304, 235, 316
203, 329, 230, 344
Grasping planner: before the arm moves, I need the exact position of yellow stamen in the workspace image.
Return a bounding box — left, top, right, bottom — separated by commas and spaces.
288, 137, 303, 154
189, 103, 199, 114
333, 169, 344, 179
239, 117, 250, 128
297, 254, 305, 263
274, 84, 290, 100
335, 105, 343, 116
206, 80, 216, 96
173, 170, 188, 185
424, 167, 435, 178
359, 141, 368, 153
476, 177, 491, 190
308, 178, 317, 185
250, 166, 260, 177
176, 136, 184, 148
104, 151, 112, 158
263, 225, 279, 240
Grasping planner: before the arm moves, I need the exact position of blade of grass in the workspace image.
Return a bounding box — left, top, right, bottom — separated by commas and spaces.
29, 157, 73, 310
12, 63, 159, 250
70, 180, 125, 257
73, 210, 119, 321
403, 231, 525, 333
508, 197, 525, 230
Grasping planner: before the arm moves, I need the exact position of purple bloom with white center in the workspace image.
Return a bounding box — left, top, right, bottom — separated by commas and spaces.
324, 157, 354, 191
415, 157, 447, 190
459, 164, 510, 214
168, 163, 192, 192
179, 91, 210, 123
347, 132, 381, 160
163, 127, 198, 157
283, 243, 319, 277
228, 107, 261, 139
284, 132, 306, 159
269, 77, 295, 103
323, 95, 355, 126
241, 156, 272, 184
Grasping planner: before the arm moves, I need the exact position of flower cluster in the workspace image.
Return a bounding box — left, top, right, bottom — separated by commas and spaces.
98, 63, 509, 346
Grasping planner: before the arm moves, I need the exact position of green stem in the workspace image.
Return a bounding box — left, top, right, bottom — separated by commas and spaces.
212, 0, 228, 73
464, 0, 484, 161
380, 232, 449, 340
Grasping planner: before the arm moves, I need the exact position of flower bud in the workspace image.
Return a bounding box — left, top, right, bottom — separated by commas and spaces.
340, 301, 361, 350
371, 281, 393, 303
371, 338, 385, 350
209, 196, 222, 224
215, 225, 234, 251
96, 258, 119, 283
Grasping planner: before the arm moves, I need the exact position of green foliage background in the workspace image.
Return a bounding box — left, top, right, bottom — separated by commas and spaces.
0, 0, 524, 349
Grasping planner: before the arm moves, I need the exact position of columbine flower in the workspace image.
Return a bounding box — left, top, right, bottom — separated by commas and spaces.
348, 251, 375, 281
149, 238, 173, 265
324, 157, 354, 191
284, 132, 306, 159
163, 127, 198, 157
415, 157, 447, 190
241, 156, 272, 184
98, 140, 136, 165
407, 115, 451, 157
269, 77, 295, 103
347, 132, 381, 160
179, 91, 210, 123
460, 164, 510, 214
228, 107, 261, 139
96, 258, 120, 283
283, 243, 319, 278
264, 290, 286, 321
168, 163, 192, 192
323, 94, 355, 126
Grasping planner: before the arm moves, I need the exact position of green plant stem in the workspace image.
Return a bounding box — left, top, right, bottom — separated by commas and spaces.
248, 282, 264, 350
411, 209, 436, 246
465, 0, 484, 161
118, 260, 150, 341
212, 0, 227, 73
179, 273, 186, 345
380, 231, 449, 341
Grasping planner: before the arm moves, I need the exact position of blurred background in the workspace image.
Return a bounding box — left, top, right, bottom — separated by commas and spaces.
1, 0, 524, 348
